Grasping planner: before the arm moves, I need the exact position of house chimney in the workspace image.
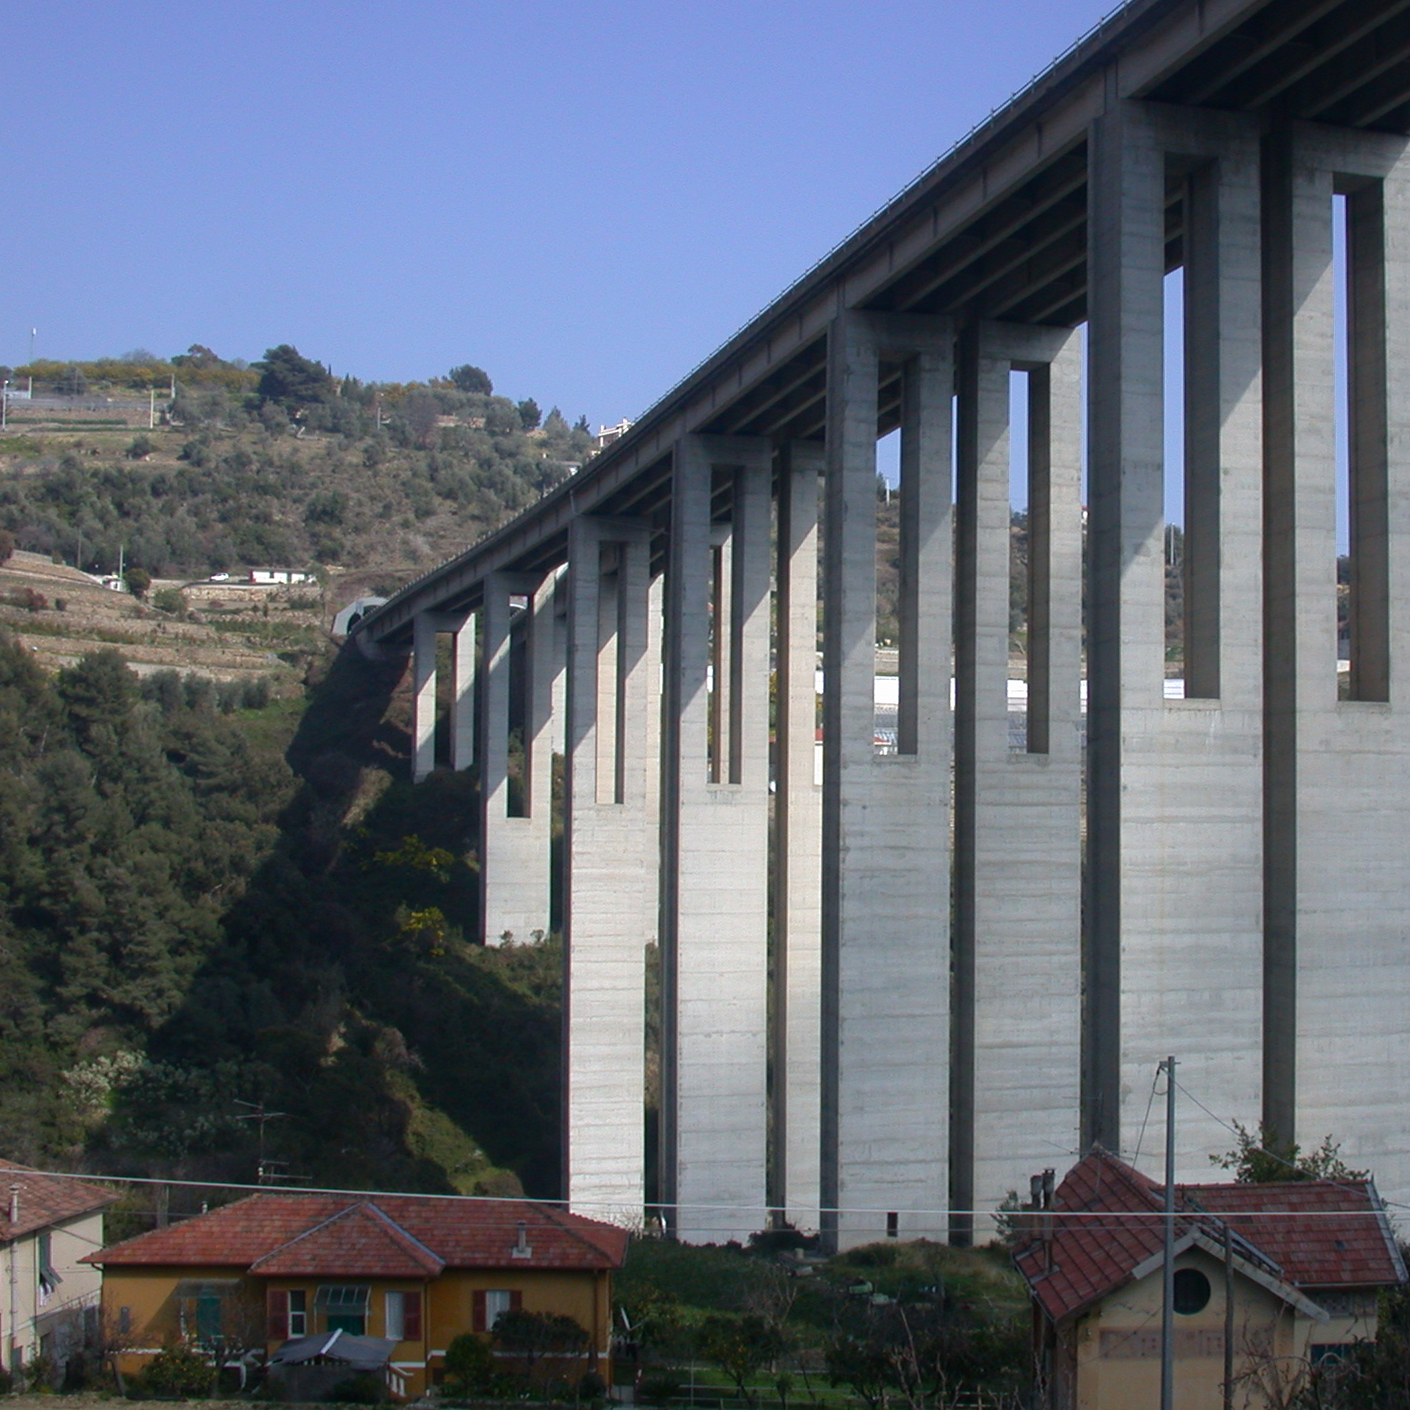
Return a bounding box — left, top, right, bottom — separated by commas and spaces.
512, 1220, 532, 1259
7, 1185, 18, 1227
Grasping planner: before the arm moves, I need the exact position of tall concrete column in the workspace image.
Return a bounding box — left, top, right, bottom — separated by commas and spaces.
412, 612, 439, 783
660, 435, 772, 1242
1263, 123, 1410, 1207
563, 516, 656, 1223
411, 610, 469, 782
1086, 102, 1265, 1176
953, 321, 1082, 1239
775, 441, 823, 1230
480, 572, 553, 946
449, 613, 476, 772
821, 312, 953, 1249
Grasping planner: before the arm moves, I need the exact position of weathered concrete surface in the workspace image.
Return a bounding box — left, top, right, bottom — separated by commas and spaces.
775, 441, 824, 1230
562, 516, 656, 1224
954, 321, 1083, 1235
450, 613, 476, 771
821, 313, 953, 1249
660, 436, 772, 1242
1264, 123, 1410, 1210
1087, 103, 1265, 1179
480, 572, 553, 946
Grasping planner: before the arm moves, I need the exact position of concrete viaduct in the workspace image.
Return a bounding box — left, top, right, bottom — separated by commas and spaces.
352, 0, 1410, 1247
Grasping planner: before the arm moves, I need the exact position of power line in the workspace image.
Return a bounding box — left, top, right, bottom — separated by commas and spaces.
13, 1165, 1401, 1223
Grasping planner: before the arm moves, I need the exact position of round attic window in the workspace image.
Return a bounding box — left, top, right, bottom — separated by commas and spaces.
1173, 1268, 1212, 1315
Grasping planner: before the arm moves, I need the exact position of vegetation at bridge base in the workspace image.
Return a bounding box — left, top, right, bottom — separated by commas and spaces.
617, 1236, 1031, 1409
0, 622, 563, 1209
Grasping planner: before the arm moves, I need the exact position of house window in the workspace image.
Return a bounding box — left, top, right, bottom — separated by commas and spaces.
385, 1291, 422, 1342
268, 1289, 309, 1341
36, 1231, 61, 1306
473, 1289, 521, 1333
176, 1279, 238, 1346
196, 1295, 223, 1341
1172, 1268, 1211, 1315
315, 1284, 370, 1335
1312, 1343, 1354, 1365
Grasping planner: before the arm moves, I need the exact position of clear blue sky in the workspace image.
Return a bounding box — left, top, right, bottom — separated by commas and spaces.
3, 0, 1117, 428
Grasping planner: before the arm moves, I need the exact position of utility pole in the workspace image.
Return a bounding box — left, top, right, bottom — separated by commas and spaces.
7, 1184, 19, 1378
1160, 1055, 1177, 1410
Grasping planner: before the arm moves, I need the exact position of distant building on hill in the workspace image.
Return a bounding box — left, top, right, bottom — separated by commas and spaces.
248, 569, 314, 586
594, 419, 632, 450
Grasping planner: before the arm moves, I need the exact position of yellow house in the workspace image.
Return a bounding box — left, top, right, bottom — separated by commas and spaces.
1015, 1149, 1406, 1410
2, 1158, 115, 1384
86, 1192, 627, 1400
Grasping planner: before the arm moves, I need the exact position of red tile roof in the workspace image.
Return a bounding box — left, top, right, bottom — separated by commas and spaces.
1187, 1179, 1406, 1291
88, 1193, 629, 1278
0, 1158, 115, 1243
1014, 1148, 1405, 1325
250, 1204, 444, 1279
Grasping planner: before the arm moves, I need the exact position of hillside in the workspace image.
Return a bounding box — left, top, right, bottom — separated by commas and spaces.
0, 349, 588, 1207
0, 625, 563, 1204
0, 346, 598, 606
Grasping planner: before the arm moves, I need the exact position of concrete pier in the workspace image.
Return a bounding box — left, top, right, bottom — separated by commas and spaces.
821, 313, 953, 1248
449, 613, 476, 772
660, 436, 773, 1242
1263, 123, 1410, 1208
775, 440, 823, 1231
479, 572, 553, 946
953, 321, 1083, 1235
562, 516, 657, 1222
1086, 103, 1266, 1179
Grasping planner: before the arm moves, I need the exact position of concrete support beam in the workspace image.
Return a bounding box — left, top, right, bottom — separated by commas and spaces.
411, 609, 469, 783
821, 312, 953, 1249
563, 516, 657, 1224
953, 321, 1083, 1239
660, 435, 772, 1242
775, 440, 824, 1230
480, 572, 553, 946
1086, 102, 1265, 1177
1263, 122, 1410, 1208
412, 613, 439, 783
449, 613, 476, 772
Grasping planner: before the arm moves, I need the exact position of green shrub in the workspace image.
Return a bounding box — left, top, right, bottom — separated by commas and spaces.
638, 1369, 685, 1403
443, 1332, 496, 1392
138, 1344, 215, 1397
152, 587, 186, 614
326, 1371, 385, 1403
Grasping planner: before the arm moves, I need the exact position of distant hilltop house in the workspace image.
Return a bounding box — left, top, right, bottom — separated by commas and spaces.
1014, 1148, 1407, 1410
594, 419, 633, 450
247, 569, 315, 586
1, 1157, 116, 1385
85, 1192, 627, 1401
